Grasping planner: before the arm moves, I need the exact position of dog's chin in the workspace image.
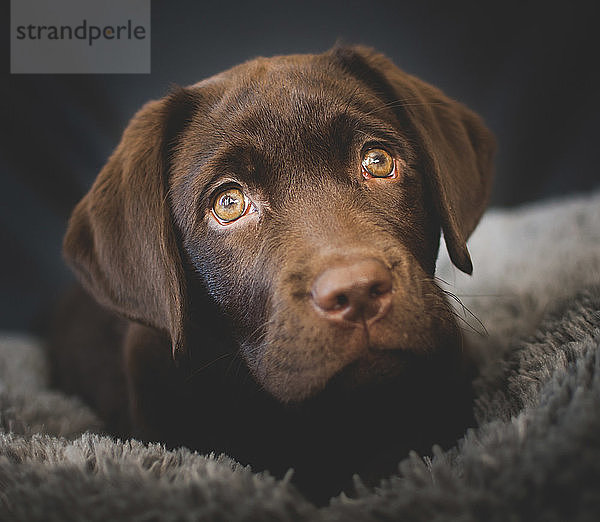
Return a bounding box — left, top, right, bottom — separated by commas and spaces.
320, 350, 417, 394
257, 341, 466, 408
252, 344, 407, 405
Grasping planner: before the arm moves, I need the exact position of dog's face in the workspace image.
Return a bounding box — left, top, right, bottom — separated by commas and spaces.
64, 46, 495, 405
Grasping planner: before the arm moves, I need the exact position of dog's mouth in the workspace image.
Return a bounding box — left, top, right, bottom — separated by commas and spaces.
270, 344, 464, 416
248, 316, 462, 405
313, 346, 464, 400
249, 335, 414, 404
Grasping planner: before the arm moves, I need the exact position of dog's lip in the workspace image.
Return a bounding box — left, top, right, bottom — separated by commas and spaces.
250, 321, 420, 404
292, 351, 416, 411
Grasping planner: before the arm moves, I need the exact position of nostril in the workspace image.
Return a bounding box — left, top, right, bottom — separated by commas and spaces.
369, 282, 389, 298
334, 294, 349, 309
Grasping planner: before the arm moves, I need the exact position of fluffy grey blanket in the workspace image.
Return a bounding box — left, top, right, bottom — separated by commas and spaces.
1, 191, 599, 521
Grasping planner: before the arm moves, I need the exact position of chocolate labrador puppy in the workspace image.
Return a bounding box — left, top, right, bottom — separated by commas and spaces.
51, 45, 495, 503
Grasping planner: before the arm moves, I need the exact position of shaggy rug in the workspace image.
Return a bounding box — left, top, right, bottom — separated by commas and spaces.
1, 190, 599, 521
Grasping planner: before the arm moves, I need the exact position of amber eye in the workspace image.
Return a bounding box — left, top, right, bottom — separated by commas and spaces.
212, 187, 247, 223
361, 148, 395, 178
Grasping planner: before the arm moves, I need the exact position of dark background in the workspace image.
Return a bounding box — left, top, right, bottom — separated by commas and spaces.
2, 0, 599, 332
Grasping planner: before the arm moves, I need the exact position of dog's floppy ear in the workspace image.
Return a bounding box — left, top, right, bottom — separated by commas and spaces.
331, 46, 496, 274
63, 89, 193, 357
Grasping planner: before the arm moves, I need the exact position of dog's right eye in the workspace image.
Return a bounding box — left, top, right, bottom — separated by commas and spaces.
212, 187, 248, 224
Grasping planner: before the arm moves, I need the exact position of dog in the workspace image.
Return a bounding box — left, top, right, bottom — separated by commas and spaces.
51, 45, 495, 504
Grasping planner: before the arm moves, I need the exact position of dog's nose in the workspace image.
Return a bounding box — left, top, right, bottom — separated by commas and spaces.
311, 258, 393, 324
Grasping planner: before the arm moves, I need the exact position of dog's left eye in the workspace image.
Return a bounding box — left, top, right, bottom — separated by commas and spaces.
361, 148, 396, 179
212, 187, 250, 224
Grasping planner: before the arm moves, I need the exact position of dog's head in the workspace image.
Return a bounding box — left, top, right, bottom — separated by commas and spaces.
64, 46, 494, 404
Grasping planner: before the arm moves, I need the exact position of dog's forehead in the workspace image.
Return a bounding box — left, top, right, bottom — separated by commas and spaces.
182, 54, 408, 189
204, 54, 380, 136
209, 52, 357, 101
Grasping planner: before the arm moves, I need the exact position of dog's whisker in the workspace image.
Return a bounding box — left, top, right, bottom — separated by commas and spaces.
185, 351, 235, 383
442, 289, 488, 336
447, 302, 488, 337
449, 309, 487, 337
451, 293, 511, 298
223, 348, 245, 378
362, 96, 445, 117
454, 301, 488, 336
353, 128, 392, 154
432, 277, 508, 299
235, 356, 245, 379
360, 92, 422, 113
433, 275, 454, 287
239, 317, 277, 351
422, 276, 488, 337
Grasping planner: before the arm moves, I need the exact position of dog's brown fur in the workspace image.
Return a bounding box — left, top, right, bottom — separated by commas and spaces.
51, 46, 495, 503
